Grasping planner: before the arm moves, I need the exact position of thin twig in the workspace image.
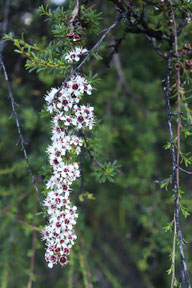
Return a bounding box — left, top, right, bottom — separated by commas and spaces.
170, 112, 184, 116
146, 35, 168, 59
124, 2, 170, 41
1, 210, 41, 231
165, 50, 191, 287
0, 1, 43, 206
153, 177, 172, 184
178, 166, 192, 175
170, 4, 183, 285
82, 132, 103, 169
1, 62, 43, 205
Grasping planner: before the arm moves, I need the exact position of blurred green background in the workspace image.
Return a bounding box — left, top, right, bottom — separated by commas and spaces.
0, 0, 192, 287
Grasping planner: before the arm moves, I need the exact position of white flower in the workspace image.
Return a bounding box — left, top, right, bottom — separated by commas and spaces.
65, 47, 88, 63
48, 263, 53, 269
45, 88, 58, 104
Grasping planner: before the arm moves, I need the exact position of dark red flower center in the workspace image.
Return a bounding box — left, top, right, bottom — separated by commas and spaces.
77, 116, 84, 123
72, 84, 79, 90
62, 184, 68, 190
50, 255, 57, 263
55, 198, 61, 204
63, 199, 67, 205
54, 247, 61, 253
65, 219, 70, 224
62, 99, 68, 106
63, 199, 68, 206
53, 159, 59, 165
84, 84, 88, 90
59, 256, 67, 265
64, 248, 70, 255
55, 151, 61, 157
56, 222, 61, 228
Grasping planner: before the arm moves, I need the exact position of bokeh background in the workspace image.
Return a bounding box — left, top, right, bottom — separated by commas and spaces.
0, 0, 192, 287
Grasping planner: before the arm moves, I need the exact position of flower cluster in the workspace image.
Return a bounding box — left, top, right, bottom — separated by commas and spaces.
42, 46, 94, 268
45, 75, 92, 114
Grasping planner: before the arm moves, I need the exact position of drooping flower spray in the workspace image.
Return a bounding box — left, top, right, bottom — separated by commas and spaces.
42, 44, 94, 268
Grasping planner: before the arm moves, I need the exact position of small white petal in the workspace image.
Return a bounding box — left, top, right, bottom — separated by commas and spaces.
48, 263, 53, 268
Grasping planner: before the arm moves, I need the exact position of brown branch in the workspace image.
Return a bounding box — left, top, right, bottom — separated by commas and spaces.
170, 1, 181, 287
17, 219, 41, 232
1, 210, 41, 231
165, 50, 191, 288
169, 1, 190, 287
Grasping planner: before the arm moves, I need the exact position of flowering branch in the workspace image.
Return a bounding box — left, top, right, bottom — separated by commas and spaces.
42, 41, 95, 267
50, 7, 123, 106
4, 0, 192, 280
